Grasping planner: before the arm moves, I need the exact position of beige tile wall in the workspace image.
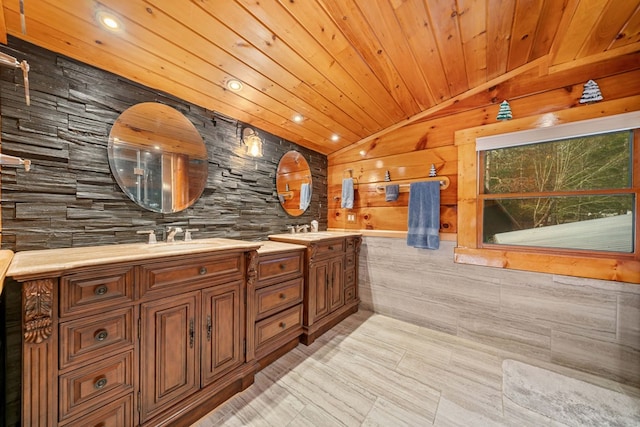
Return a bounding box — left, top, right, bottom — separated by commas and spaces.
358, 237, 640, 387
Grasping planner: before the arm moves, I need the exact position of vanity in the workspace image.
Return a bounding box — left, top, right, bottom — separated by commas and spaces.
250, 241, 306, 368
4, 239, 261, 427
2, 232, 360, 426
268, 232, 362, 345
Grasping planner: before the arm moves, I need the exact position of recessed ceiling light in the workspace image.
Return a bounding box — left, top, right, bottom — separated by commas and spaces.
227, 79, 243, 91
95, 9, 124, 32
293, 114, 303, 123
331, 134, 339, 142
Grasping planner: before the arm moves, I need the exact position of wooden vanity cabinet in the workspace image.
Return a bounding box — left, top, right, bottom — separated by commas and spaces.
6, 244, 259, 427
250, 246, 304, 368
138, 253, 249, 426
269, 234, 362, 345
57, 266, 137, 427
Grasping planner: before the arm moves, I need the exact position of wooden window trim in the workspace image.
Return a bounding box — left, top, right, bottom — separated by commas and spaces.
454, 98, 640, 284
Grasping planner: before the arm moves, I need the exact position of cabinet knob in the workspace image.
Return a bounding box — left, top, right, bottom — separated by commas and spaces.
279, 263, 286, 270
94, 285, 108, 296
279, 322, 287, 329
279, 293, 286, 300
94, 377, 108, 390
199, 267, 207, 275
94, 329, 108, 342
328, 246, 334, 250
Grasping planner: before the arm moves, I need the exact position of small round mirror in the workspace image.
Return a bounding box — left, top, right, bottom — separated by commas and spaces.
108, 102, 208, 213
276, 151, 312, 217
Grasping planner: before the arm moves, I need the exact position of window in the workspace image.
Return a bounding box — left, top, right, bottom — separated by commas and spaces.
455, 110, 640, 284
480, 130, 634, 253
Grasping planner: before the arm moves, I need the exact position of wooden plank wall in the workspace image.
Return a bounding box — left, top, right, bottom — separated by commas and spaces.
0, 37, 327, 252
327, 52, 640, 236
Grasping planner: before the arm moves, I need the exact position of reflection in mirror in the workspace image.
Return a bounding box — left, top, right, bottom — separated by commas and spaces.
108, 103, 208, 213
276, 151, 312, 217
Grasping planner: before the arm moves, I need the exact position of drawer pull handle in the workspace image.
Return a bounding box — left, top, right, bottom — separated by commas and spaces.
94, 329, 108, 342
189, 319, 195, 348
279, 293, 286, 300
94, 377, 108, 390
328, 246, 334, 250
279, 263, 286, 270
279, 322, 287, 329
94, 285, 108, 296
199, 267, 207, 275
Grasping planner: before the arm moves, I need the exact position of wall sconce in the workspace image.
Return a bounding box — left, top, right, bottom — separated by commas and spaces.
242, 128, 263, 157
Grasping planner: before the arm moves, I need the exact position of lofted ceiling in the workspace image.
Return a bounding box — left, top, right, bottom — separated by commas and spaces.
0, 0, 639, 155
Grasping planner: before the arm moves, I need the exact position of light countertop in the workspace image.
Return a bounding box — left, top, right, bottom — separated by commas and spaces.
256, 240, 307, 254
7, 238, 262, 279
268, 231, 362, 244
0, 250, 14, 294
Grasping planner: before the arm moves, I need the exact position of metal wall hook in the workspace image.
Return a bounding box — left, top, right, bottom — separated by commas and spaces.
0, 51, 30, 105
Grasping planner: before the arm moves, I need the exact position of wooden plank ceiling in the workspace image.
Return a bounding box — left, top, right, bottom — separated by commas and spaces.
0, 0, 639, 155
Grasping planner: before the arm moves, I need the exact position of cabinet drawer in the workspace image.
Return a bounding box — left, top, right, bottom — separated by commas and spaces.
140, 253, 243, 296
60, 267, 134, 318
257, 251, 303, 283
255, 277, 303, 320
346, 236, 360, 253
60, 393, 134, 427
255, 304, 303, 348
344, 268, 356, 288
59, 307, 135, 370
345, 253, 356, 269
312, 239, 345, 258
59, 351, 134, 422
345, 286, 356, 303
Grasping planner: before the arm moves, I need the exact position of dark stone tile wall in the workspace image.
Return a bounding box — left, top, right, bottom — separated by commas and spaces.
0, 37, 327, 252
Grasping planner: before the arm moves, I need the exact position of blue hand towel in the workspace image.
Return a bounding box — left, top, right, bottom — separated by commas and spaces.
407, 181, 440, 249
341, 178, 354, 209
385, 184, 400, 202
299, 183, 311, 210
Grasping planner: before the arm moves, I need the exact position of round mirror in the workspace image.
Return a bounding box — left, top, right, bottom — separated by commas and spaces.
276, 151, 312, 217
108, 102, 208, 213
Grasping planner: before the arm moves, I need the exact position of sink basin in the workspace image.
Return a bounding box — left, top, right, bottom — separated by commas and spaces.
142, 242, 217, 251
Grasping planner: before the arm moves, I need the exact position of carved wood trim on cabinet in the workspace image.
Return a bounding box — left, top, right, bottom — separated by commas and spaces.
24, 279, 54, 344
22, 278, 57, 427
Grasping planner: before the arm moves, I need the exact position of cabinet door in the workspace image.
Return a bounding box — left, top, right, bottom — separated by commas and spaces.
309, 260, 330, 324
201, 281, 243, 387
140, 292, 200, 422
328, 256, 345, 312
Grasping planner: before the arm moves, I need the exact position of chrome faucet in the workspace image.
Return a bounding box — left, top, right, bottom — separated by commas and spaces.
295, 224, 309, 233
166, 227, 183, 242
184, 228, 199, 241
137, 229, 157, 244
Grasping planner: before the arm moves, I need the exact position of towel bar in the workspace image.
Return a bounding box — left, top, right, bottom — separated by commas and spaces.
375, 176, 449, 194
278, 191, 294, 200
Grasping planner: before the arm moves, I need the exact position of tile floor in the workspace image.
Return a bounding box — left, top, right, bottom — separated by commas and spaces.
192, 310, 640, 426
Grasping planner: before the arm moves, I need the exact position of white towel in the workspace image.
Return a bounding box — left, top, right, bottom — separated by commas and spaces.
341, 178, 354, 209
299, 183, 311, 210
